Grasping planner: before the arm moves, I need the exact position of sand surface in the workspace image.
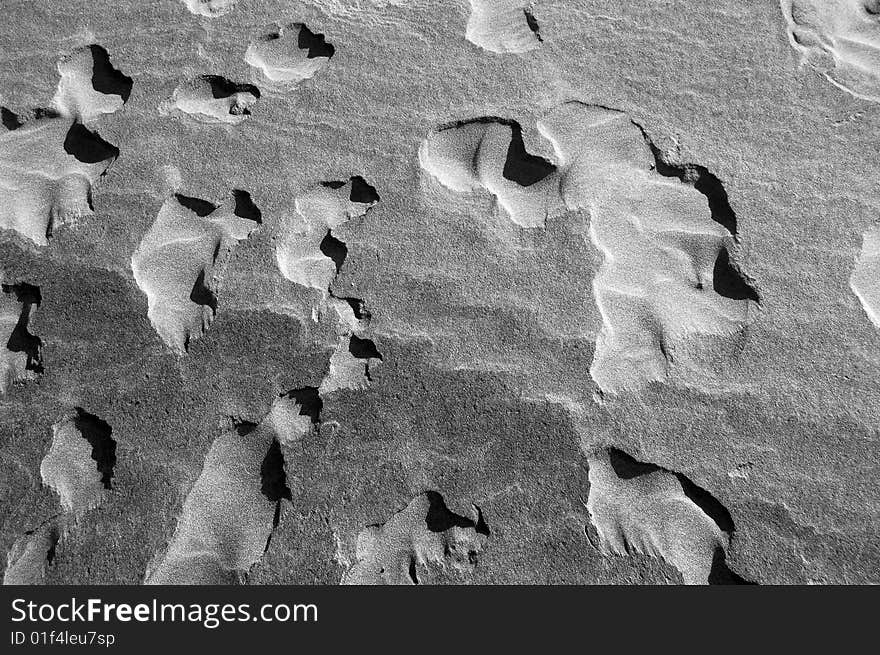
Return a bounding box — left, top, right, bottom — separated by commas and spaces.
0, 0, 877, 585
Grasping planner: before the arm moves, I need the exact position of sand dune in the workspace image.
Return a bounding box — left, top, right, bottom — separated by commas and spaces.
342, 491, 489, 584
0, 117, 118, 245
2, 518, 60, 585
52, 45, 132, 123
160, 75, 259, 125
131, 193, 259, 353
419, 118, 562, 228
586, 448, 746, 585
466, 0, 542, 54
851, 223, 880, 326
276, 177, 383, 396
180, 0, 236, 17
275, 177, 379, 295
537, 102, 756, 393
245, 23, 335, 90
319, 334, 382, 395
145, 394, 308, 584
40, 409, 115, 516
781, 0, 880, 101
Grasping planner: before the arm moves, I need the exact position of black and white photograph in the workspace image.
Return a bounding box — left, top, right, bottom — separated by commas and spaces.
0, 0, 876, 647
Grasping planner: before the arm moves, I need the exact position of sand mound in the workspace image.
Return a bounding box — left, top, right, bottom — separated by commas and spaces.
245, 23, 335, 90
159, 75, 260, 124
342, 491, 489, 584
145, 394, 308, 585
2, 519, 61, 585
419, 118, 561, 228
0, 117, 118, 245
466, 1, 542, 54
851, 223, 880, 326
275, 177, 379, 294
0, 283, 42, 393
537, 102, 757, 393
180, 0, 236, 18
781, 0, 880, 102
319, 334, 382, 395
40, 409, 115, 515
586, 448, 748, 585
52, 44, 132, 122
131, 192, 259, 354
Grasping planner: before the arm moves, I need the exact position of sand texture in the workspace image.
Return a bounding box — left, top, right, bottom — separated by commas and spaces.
0, 0, 877, 586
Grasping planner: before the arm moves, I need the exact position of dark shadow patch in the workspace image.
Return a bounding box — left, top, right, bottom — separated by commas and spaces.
425, 491, 479, 533
644, 139, 738, 235
232, 189, 262, 223
2, 283, 43, 374
713, 248, 759, 302
285, 387, 322, 425
260, 439, 292, 503
408, 557, 419, 584
234, 420, 258, 437
708, 547, 756, 585
503, 123, 556, 186
201, 75, 260, 100
474, 505, 491, 536
340, 297, 371, 321
189, 270, 218, 315
524, 9, 543, 42
607, 447, 662, 480
63, 123, 118, 164
296, 24, 335, 59
677, 476, 735, 534
348, 335, 382, 360
319, 231, 347, 273
437, 118, 555, 186
73, 407, 116, 490
45, 523, 60, 566
320, 180, 346, 190
33, 107, 62, 120
349, 176, 380, 204
88, 44, 133, 102
603, 447, 736, 535
1, 107, 23, 130
174, 193, 217, 217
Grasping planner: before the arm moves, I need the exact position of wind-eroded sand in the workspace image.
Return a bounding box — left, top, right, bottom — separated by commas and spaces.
160, 75, 260, 125
538, 103, 757, 393
131, 193, 259, 353
343, 491, 489, 585
851, 223, 880, 327
0, 283, 41, 393
586, 448, 745, 585
40, 409, 115, 516
145, 394, 313, 584
781, 0, 880, 101
245, 23, 335, 90
0, 0, 877, 587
